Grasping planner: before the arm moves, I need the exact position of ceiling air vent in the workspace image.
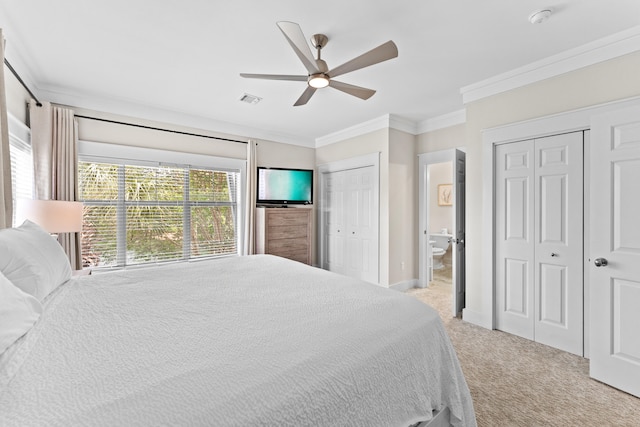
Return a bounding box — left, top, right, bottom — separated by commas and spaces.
239, 93, 262, 105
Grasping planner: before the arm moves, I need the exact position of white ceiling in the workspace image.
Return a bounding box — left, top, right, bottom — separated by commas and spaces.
1, 1, 639, 146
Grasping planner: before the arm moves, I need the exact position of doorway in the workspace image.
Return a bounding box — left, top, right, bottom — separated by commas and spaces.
418, 149, 466, 317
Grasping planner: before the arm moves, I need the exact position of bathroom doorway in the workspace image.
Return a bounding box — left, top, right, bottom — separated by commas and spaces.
418, 149, 466, 317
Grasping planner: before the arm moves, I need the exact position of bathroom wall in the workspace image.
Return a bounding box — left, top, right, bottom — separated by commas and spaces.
428, 161, 453, 235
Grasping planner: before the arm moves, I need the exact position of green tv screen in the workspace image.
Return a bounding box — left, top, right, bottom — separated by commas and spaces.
257, 167, 313, 205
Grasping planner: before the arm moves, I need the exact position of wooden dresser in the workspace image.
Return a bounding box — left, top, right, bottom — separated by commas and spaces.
255, 207, 312, 265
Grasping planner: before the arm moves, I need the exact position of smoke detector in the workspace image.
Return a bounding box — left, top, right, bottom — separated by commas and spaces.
529, 9, 552, 24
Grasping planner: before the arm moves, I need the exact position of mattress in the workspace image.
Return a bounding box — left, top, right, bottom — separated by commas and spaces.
0, 255, 475, 426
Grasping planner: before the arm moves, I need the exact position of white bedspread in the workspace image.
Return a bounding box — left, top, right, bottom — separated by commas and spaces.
0, 255, 475, 426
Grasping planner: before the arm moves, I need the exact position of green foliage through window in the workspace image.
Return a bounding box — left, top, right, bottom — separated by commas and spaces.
79, 161, 239, 268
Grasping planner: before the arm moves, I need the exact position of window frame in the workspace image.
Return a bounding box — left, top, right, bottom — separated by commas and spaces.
78, 140, 247, 269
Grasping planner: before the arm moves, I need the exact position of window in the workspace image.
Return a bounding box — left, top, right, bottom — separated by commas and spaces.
78, 144, 244, 269
7, 114, 33, 225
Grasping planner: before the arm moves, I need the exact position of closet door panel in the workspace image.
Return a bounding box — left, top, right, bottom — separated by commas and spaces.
345, 166, 377, 283
324, 171, 345, 274
495, 140, 535, 340
534, 132, 583, 356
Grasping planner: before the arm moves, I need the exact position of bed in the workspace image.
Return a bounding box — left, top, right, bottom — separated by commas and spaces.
0, 221, 476, 426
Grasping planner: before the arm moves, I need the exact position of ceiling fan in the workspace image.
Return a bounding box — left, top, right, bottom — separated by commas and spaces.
240, 21, 398, 106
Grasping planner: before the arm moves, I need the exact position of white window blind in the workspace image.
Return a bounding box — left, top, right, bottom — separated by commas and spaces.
79, 160, 240, 269
8, 115, 33, 226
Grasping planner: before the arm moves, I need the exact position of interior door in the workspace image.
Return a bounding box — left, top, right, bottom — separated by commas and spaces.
324, 171, 345, 274
495, 140, 535, 340
452, 149, 466, 317
533, 132, 583, 355
344, 166, 378, 284
589, 104, 640, 398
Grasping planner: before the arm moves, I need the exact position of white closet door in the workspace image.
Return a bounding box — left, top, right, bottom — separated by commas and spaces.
322, 166, 378, 284
496, 133, 584, 354
590, 104, 640, 398
534, 132, 583, 355
324, 170, 346, 274
344, 166, 378, 284
495, 140, 535, 340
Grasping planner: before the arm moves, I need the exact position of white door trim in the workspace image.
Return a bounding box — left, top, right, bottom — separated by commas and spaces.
477, 96, 640, 331
418, 149, 466, 317
317, 152, 380, 283
418, 149, 462, 287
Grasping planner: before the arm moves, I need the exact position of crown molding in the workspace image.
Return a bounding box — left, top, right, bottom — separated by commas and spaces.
315, 110, 471, 147
417, 109, 466, 134
388, 115, 418, 135
461, 25, 640, 104
315, 114, 394, 147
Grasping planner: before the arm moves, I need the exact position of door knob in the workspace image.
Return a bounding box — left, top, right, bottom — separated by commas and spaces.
594, 258, 608, 267
551, 253, 558, 257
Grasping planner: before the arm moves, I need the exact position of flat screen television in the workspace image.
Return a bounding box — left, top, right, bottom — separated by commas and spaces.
256, 167, 313, 205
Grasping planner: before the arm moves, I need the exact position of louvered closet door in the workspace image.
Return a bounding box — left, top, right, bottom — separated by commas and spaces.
496, 132, 584, 355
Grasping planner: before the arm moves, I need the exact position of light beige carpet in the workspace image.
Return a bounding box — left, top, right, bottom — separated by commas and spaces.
406, 272, 640, 427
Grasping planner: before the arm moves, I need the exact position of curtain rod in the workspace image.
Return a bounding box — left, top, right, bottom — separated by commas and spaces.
74, 115, 248, 144
4, 58, 42, 106
2, 57, 246, 144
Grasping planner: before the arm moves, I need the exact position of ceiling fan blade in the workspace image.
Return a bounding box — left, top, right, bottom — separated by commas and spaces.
276, 21, 320, 75
294, 86, 317, 106
240, 73, 307, 81
328, 40, 398, 79
329, 80, 376, 100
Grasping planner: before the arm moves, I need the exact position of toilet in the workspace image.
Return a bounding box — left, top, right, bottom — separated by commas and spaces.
429, 232, 452, 270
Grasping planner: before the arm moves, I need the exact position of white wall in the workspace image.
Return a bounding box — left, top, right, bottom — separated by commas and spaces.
389, 129, 416, 285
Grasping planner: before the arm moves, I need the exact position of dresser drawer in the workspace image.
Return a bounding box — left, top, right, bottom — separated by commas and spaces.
266, 225, 308, 240
267, 237, 309, 253
267, 212, 310, 227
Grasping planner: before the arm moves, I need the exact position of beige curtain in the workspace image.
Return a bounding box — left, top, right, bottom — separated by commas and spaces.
28, 100, 52, 200
242, 140, 257, 255
0, 31, 13, 229
29, 101, 81, 269
51, 106, 81, 269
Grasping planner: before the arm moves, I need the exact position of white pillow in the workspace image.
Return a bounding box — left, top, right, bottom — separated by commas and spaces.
0, 270, 42, 354
0, 220, 72, 300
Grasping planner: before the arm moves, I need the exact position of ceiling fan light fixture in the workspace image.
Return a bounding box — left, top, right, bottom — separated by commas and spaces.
308, 74, 329, 89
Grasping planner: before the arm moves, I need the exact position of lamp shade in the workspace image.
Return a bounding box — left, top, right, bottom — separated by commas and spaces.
16, 199, 83, 233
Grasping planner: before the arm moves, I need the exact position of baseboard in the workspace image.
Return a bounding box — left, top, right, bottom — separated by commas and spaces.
389, 279, 419, 292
